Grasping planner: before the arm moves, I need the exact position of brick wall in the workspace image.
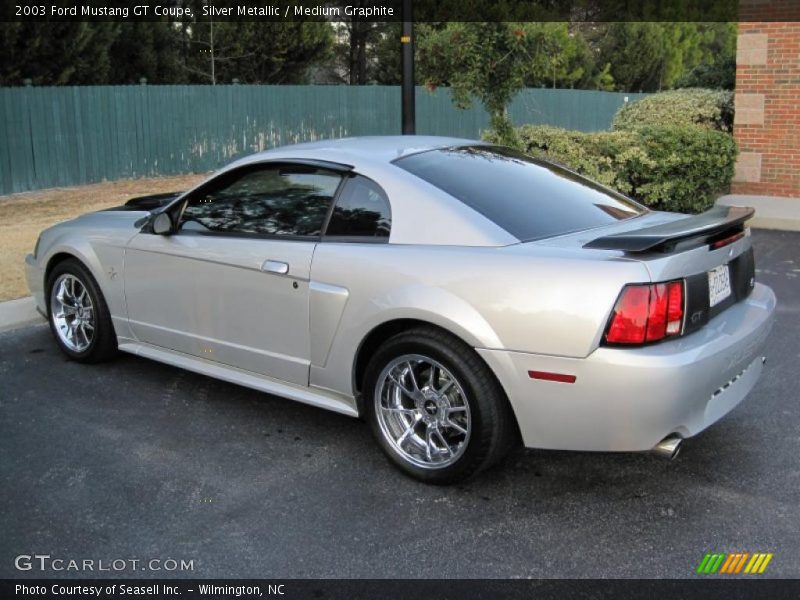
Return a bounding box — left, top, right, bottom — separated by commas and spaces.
732, 7, 800, 198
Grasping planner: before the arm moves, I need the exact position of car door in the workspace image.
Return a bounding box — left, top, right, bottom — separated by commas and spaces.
123, 162, 346, 386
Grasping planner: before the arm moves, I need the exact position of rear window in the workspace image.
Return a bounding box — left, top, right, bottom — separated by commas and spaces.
394, 145, 646, 241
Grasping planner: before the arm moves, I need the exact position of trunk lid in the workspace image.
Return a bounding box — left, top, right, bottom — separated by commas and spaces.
529, 206, 757, 338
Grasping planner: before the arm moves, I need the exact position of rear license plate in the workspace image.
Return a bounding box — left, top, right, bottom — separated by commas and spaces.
708, 264, 732, 307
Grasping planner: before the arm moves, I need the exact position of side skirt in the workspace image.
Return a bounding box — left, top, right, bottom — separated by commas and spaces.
117, 341, 359, 418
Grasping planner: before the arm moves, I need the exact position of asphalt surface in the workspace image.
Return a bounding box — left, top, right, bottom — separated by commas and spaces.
1, 229, 798, 579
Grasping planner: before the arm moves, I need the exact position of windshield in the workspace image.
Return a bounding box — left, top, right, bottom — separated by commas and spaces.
394, 145, 646, 242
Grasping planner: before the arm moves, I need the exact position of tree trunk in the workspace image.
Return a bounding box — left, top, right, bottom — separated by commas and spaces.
357, 32, 367, 84
489, 109, 518, 147
348, 26, 357, 85
348, 20, 370, 85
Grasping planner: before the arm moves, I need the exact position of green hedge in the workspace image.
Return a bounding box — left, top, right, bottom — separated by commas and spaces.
497, 123, 737, 213
612, 88, 734, 132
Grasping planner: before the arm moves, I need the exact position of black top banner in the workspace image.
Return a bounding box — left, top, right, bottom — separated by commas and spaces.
4, 0, 800, 23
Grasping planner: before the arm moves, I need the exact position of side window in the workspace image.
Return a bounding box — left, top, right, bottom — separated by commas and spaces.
180, 165, 342, 237
324, 175, 391, 239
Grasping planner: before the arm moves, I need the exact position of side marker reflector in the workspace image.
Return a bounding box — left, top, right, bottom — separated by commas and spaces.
528, 370, 576, 384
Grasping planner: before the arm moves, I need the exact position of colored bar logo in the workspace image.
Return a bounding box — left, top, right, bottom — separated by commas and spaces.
696, 552, 773, 574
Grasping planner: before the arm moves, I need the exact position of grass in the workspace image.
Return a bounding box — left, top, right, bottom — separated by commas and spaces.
0, 173, 207, 302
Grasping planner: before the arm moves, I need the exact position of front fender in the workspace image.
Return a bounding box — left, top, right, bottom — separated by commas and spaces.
35, 213, 145, 338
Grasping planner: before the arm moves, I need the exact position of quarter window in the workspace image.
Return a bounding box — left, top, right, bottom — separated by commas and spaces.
180, 165, 342, 237
325, 175, 391, 239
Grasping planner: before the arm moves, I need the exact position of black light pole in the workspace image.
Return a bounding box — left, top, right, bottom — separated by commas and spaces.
401, 0, 415, 134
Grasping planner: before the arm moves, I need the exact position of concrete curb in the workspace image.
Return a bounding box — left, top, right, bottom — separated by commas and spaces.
717, 194, 800, 232
0, 297, 45, 333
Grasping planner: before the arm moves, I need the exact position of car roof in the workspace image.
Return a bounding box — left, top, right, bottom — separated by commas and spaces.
238, 135, 486, 166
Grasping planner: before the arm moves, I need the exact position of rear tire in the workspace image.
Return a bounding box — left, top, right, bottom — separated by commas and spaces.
46, 258, 118, 363
363, 326, 517, 484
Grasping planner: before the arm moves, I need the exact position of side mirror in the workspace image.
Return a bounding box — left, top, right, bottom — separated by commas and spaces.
152, 212, 174, 235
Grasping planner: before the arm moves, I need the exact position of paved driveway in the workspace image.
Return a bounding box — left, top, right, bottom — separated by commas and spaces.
1, 230, 798, 579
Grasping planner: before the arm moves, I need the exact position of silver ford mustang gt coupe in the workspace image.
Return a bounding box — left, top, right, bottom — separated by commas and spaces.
26, 136, 776, 483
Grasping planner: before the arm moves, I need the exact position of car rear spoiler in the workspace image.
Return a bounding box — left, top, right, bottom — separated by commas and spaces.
583, 205, 755, 253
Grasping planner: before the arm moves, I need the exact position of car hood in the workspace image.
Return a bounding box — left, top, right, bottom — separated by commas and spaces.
101, 192, 183, 213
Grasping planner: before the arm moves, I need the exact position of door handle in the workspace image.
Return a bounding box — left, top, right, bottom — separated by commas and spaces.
261, 259, 289, 275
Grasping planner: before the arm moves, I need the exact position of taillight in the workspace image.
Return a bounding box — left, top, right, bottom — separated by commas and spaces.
606, 286, 649, 344
665, 281, 683, 335
605, 280, 684, 345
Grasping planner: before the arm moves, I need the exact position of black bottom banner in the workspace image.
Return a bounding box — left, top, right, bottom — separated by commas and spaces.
3, 579, 800, 600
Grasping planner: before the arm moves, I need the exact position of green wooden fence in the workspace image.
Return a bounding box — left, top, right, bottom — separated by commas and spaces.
0, 85, 647, 194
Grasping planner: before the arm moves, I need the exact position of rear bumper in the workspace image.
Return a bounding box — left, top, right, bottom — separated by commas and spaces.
478, 283, 776, 452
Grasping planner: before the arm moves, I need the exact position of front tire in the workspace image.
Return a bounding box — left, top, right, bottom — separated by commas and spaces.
47, 258, 118, 363
363, 327, 517, 484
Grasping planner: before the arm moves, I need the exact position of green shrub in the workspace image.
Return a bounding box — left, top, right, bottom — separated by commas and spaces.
612, 88, 734, 133
499, 123, 737, 213
628, 125, 737, 213
501, 125, 640, 195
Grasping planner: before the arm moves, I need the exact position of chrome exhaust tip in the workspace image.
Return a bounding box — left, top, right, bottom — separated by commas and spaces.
652, 435, 682, 461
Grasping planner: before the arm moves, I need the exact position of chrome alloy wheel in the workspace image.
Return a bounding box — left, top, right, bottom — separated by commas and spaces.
50, 274, 95, 353
375, 354, 472, 469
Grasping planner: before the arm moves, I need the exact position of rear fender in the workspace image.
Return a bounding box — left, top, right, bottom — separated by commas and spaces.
309, 284, 504, 398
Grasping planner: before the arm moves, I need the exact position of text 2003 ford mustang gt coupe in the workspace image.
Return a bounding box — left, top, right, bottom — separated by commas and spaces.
26, 136, 775, 483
